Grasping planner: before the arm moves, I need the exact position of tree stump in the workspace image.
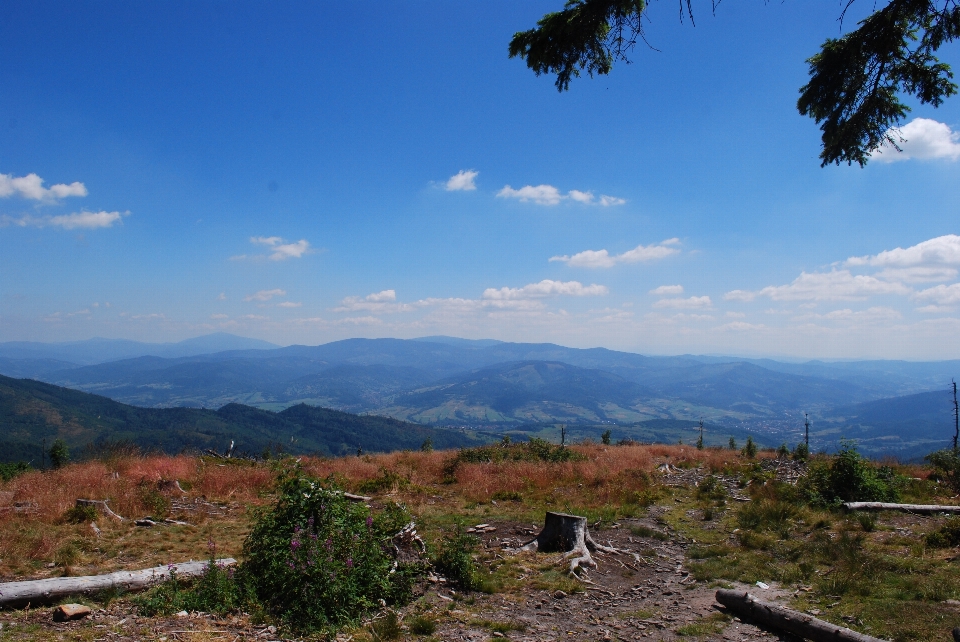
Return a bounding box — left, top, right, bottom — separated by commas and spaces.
521, 512, 625, 575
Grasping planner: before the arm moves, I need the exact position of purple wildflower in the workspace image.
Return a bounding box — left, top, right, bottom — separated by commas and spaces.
346, 558, 353, 568
366, 516, 373, 528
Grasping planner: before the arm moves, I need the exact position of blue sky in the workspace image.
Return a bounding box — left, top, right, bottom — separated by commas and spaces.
1, 1, 959, 359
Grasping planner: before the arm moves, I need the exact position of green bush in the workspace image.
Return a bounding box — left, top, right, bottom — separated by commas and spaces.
240, 474, 419, 633
443, 437, 584, 481
136, 558, 247, 616
927, 449, 960, 493
0, 461, 32, 482
431, 523, 483, 591
793, 442, 810, 461
741, 436, 758, 459
63, 504, 99, 523
925, 518, 960, 548
408, 614, 438, 635
799, 442, 903, 507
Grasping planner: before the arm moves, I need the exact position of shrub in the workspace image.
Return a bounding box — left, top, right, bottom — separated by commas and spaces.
696, 475, 727, 504
927, 449, 960, 493
408, 614, 438, 635
737, 499, 800, 538
925, 518, 960, 548
240, 473, 419, 633
431, 523, 483, 591
63, 504, 99, 524
728, 437, 737, 450
0, 461, 32, 482
601, 430, 612, 445
742, 436, 758, 459
793, 442, 810, 461
136, 558, 246, 616
800, 442, 903, 507
776, 443, 790, 458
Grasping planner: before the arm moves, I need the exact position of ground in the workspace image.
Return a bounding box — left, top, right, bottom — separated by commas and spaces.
1, 445, 959, 641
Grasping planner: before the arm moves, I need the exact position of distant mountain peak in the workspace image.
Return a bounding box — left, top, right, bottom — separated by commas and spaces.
413, 336, 505, 348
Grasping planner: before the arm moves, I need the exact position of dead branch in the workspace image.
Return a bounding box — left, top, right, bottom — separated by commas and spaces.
843, 502, 960, 514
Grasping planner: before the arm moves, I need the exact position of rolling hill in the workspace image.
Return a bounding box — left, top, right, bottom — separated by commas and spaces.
0, 374, 482, 464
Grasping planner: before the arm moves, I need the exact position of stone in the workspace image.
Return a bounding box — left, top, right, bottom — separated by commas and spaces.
53, 604, 92, 622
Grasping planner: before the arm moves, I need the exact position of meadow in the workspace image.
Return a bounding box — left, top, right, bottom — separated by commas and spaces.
1, 442, 959, 641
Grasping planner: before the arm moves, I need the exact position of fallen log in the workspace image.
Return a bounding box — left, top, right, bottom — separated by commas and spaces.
521, 512, 634, 575
843, 502, 960, 514
0, 558, 236, 608
716, 589, 887, 642
75, 499, 124, 521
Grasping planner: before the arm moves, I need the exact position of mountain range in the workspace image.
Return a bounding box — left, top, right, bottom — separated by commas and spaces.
1, 333, 957, 459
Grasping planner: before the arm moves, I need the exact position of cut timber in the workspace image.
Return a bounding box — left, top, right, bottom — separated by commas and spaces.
521, 512, 630, 575
843, 502, 960, 514
716, 589, 887, 642
75, 499, 124, 521
0, 558, 236, 608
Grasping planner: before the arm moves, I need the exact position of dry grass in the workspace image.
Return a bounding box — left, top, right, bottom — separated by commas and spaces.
0, 444, 756, 580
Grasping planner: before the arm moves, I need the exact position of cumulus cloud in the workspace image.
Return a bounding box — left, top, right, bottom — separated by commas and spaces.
846, 234, 960, 268
819, 307, 902, 322
445, 170, 478, 191
497, 184, 563, 205
551, 239, 680, 268
914, 283, 960, 307
244, 289, 286, 302
497, 184, 625, 206
650, 285, 684, 295
250, 236, 311, 260
277, 301, 302, 308
724, 270, 911, 302
0, 210, 127, 230
0, 173, 88, 202
481, 280, 608, 300
333, 290, 412, 313
872, 118, 960, 162
652, 296, 712, 309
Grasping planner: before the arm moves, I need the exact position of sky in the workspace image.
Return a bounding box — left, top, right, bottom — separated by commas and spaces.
1, 1, 959, 360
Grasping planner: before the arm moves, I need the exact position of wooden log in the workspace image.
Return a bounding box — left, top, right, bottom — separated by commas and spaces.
0, 558, 236, 608
716, 589, 887, 642
843, 502, 960, 514
75, 499, 124, 521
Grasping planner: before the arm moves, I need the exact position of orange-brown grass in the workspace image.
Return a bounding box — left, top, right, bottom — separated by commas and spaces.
0, 456, 278, 579
0, 443, 756, 580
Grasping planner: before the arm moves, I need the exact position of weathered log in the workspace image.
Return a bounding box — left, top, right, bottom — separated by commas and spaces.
0, 558, 236, 608
75, 499, 124, 521
716, 589, 887, 642
521, 512, 629, 575
342, 492, 372, 502
843, 502, 960, 514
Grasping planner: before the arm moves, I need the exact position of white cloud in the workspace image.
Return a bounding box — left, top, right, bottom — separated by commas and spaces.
277, 301, 302, 308
333, 290, 411, 313
551, 239, 680, 268
1, 210, 127, 229
130, 313, 164, 320
598, 195, 626, 206
652, 296, 712, 309
242, 314, 268, 320
218, 293, 227, 300
820, 307, 902, 322
250, 236, 311, 260
725, 311, 746, 318
497, 184, 563, 205
481, 280, 608, 300
244, 288, 286, 302
846, 234, 960, 268
725, 270, 911, 302
914, 283, 960, 307
872, 118, 960, 162
497, 184, 625, 206
649, 285, 684, 296
445, 170, 478, 191
0, 173, 88, 202
365, 290, 396, 302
